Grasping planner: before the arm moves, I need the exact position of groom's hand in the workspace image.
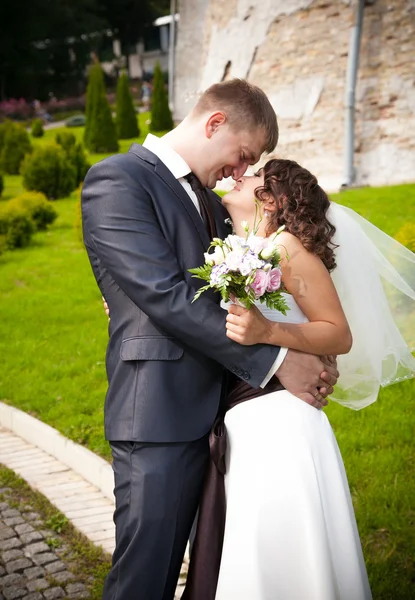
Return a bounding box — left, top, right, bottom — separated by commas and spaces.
275, 350, 339, 409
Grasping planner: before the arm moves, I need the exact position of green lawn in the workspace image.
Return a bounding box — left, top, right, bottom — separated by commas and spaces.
0, 152, 414, 597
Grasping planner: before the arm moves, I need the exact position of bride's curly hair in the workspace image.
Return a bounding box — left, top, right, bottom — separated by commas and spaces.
255, 159, 338, 271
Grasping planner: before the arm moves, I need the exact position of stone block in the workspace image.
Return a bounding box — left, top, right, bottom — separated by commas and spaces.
15, 523, 35, 535
3, 517, 25, 527
53, 570, 75, 584
20, 531, 43, 545
26, 578, 50, 592
0, 527, 15, 541
32, 552, 57, 566
5, 558, 33, 573
24, 566, 46, 580
45, 561, 66, 574
2, 549, 24, 563
2, 587, 26, 600
43, 588, 65, 600
24, 541, 50, 557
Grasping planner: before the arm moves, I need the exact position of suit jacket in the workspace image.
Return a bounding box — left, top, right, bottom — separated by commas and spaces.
81, 143, 280, 442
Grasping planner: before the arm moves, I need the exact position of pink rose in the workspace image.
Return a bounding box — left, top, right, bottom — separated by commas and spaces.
266, 268, 282, 292
250, 269, 269, 298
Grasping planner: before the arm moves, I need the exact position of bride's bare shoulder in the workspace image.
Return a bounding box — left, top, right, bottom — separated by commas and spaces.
274, 230, 305, 257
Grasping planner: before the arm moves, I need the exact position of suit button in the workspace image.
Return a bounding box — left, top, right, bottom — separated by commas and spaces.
243, 372, 250, 380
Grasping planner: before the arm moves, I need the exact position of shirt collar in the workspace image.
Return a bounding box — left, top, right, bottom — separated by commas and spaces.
143, 134, 191, 180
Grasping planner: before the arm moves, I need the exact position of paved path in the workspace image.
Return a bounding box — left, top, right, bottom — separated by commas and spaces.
0, 490, 90, 599
0, 428, 187, 599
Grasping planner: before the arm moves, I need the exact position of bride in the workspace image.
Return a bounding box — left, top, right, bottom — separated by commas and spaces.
182, 159, 415, 600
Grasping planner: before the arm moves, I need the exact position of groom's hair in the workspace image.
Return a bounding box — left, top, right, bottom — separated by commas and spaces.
192, 79, 279, 153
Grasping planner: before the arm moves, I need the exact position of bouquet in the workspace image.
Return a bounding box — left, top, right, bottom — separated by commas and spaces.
189, 218, 289, 314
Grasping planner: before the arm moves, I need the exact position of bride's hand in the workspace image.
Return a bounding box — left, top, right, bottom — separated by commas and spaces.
226, 304, 269, 345
102, 296, 110, 321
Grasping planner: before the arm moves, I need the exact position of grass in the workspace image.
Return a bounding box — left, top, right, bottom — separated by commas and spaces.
0, 465, 111, 599
0, 147, 414, 596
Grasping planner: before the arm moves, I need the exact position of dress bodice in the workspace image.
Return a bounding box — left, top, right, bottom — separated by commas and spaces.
255, 293, 309, 325
222, 293, 309, 325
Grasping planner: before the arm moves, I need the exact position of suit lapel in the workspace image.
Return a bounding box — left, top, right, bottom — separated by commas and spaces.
129, 144, 211, 248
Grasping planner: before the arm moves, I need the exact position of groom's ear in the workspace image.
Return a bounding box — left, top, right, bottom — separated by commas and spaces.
205, 112, 227, 138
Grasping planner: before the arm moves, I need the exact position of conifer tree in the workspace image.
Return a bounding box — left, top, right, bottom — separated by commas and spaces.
116, 72, 139, 139
150, 62, 174, 133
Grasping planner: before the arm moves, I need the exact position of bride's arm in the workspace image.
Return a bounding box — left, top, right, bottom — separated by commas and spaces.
226, 232, 352, 355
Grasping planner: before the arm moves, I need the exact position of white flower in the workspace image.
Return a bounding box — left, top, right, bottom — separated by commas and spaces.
212, 245, 226, 265
204, 252, 215, 265
225, 249, 245, 272
247, 234, 267, 255
260, 240, 278, 260
241, 220, 249, 232
225, 235, 244, 251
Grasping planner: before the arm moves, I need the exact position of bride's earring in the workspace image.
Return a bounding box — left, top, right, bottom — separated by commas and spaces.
264, 210, 270, 218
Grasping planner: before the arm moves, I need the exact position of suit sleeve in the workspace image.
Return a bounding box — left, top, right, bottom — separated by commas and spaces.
82, 157, 280, 388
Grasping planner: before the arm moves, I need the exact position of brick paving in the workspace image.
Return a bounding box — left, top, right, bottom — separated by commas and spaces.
0, 428, 188, 599
0, 491, 89, 600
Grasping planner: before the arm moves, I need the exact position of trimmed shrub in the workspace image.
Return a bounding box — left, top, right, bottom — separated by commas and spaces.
84, 63, 118, 153
116, 72, 139, 139
55, 131, 76, 152
0, 121, 32, 175
395, 223, 415, 252
21, 143, 77, 200
0, 204, 35, 249
9, 192, 57, 231
56, 133, 90, 186
150, 62, 173, 133
0, 172, 3, 198
31, 119, 44, 138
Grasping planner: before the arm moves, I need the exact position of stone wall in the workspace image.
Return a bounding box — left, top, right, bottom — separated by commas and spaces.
174, 0, 415, 190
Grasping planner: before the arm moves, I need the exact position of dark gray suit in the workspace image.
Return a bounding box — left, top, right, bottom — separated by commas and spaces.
81, 144, 280, 599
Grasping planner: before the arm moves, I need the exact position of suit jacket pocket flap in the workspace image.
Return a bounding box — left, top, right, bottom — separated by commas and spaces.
120, 337, 184, 361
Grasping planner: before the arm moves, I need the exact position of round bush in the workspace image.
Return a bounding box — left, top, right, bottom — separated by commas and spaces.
55, 131, 76, 152
0, 204, 35, 249
9, 192, 57, 231
21, 144, 77, 200
31, 119, 44, 138
0, 121, 32, 175
56, 133, 90, 186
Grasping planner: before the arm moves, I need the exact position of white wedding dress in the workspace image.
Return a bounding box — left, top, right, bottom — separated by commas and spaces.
215, 296, 372, 600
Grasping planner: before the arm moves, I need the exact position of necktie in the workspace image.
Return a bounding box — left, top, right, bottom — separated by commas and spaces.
185, 172, 217, 240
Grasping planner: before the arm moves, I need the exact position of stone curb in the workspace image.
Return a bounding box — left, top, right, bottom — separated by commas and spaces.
0, 402, 113, 501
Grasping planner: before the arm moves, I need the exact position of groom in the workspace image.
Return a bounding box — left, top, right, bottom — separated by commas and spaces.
82, 79, 338, 600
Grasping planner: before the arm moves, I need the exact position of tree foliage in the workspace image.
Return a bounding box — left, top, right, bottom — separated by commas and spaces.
116, 72, 139, 139
83, 63, 118, 153
150, 61, 173, 133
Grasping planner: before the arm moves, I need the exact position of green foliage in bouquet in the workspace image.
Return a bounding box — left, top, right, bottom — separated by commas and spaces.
189, 207, 290, 313
116, 72, 140, 139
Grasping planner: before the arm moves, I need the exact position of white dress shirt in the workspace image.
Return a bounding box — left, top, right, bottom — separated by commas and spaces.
142, 134, 287, 387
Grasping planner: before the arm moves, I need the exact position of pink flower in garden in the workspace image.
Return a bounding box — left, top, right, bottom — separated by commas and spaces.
266, 268, 282, 292
250, 269, 269, 298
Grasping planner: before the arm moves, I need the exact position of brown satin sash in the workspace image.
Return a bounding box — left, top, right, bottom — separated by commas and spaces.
182, 376, 284, 600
